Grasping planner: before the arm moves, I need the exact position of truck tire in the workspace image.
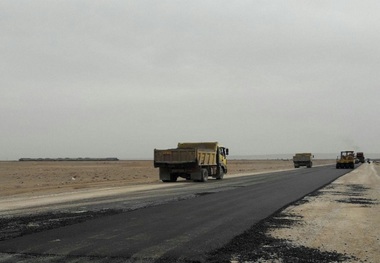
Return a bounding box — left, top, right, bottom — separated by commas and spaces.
216, 167, 224, 180
200, 168, 208, 182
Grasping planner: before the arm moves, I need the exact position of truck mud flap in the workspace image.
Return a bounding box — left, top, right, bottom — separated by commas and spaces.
159, 167, 172, 182
190, 168, 208, 182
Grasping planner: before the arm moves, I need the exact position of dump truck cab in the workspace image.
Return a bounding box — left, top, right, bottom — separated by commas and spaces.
217, 146, 228, 173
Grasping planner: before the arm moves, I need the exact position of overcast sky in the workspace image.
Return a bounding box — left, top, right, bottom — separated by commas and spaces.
1, 1, 379, 160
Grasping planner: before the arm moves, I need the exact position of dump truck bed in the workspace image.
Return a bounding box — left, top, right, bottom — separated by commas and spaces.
293, 154, 312, 162
293, 153, 313, 168
154, 148, 217, 167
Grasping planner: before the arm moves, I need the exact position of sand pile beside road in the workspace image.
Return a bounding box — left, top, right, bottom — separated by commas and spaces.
0, 159, 333, 198
269, 162, 380, 262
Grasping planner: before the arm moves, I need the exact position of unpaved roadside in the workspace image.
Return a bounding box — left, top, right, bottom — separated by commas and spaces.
269, 163, 380, 262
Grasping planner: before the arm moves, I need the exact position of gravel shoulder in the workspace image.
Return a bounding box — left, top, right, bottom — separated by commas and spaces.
268, 162, 380, 262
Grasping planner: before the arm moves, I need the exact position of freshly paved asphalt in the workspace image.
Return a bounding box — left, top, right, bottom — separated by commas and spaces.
0, 165, 351, 262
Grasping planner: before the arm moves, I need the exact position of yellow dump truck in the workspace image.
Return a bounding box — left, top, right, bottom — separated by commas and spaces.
292, 153, 313, 168
154, 142, 229, 182
336, 151, 355, 169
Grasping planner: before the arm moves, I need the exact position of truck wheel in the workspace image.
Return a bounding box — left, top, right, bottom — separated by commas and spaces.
200, 169, 208, 182
216, 167, 224, 180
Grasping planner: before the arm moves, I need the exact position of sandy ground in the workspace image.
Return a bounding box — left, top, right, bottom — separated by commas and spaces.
0, 159, 333, 198
269, 162, 380, 262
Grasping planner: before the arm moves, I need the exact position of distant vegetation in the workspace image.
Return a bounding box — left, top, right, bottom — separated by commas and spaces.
19, 158, 119, 162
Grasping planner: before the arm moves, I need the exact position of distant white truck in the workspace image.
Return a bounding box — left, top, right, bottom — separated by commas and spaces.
293, 153, 313, 168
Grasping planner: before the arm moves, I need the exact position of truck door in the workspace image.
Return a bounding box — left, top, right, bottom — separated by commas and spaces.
218, 147, 228, 168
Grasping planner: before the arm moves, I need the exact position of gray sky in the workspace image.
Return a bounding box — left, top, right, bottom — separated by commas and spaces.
1, 1, 380, 160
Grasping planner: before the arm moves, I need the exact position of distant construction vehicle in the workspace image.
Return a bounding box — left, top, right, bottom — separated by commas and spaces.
154, 142, 228, 182
292, 153, 313, 168
356, 152, 365, 163
336, 151, 355, 169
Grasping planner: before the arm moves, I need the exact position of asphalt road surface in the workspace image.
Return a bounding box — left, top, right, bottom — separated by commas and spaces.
0, 165, 351, 263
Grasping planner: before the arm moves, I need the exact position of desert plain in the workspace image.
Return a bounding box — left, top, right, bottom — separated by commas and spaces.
0, 159, 333, 197
0, 159, 379, 262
